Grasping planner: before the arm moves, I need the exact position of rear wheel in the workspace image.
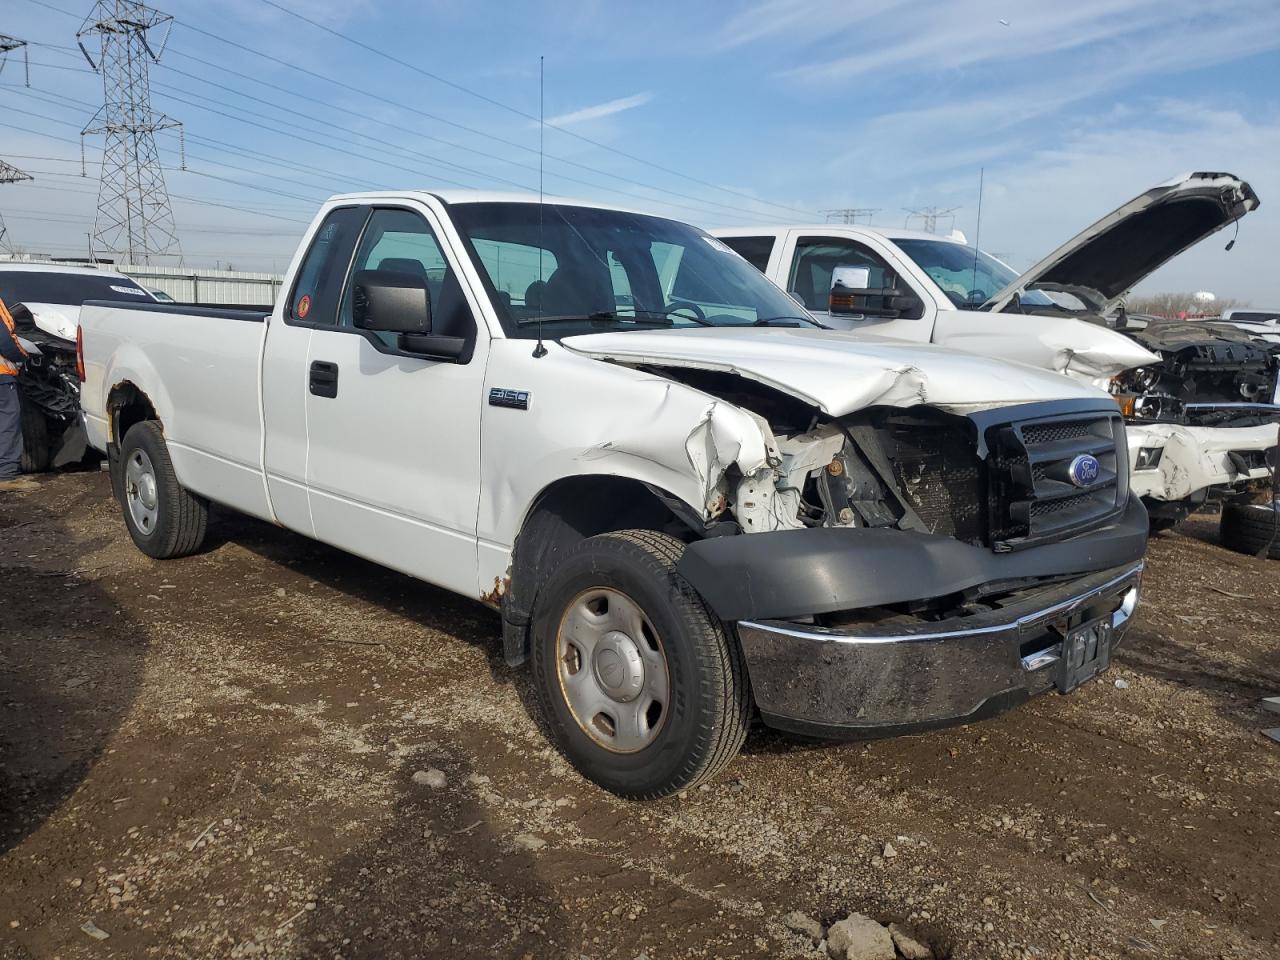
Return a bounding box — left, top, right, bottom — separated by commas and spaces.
18, 394, 51, 473
530, 529, 750, 799
1219, 500, 1280, 559
116, 421, 209, 559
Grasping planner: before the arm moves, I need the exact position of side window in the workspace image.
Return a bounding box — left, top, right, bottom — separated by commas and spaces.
719, 235, 775, 273
288, 206, 367, 325
341, 208, 476, 352
789, 237, 897, 312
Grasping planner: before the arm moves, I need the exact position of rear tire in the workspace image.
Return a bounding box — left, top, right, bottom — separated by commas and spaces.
116, 421, 209, 559
530, 529, 750, 799
1219, 501, 1280, 559
18, 394, 51, 473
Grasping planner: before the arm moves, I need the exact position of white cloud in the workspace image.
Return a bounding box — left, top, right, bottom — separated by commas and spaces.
546, 92, 653, 128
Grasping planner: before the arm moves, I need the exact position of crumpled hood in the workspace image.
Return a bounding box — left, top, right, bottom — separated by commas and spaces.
561, 326, 1110, 417
984, 172, 1260, 314
1118, 316, 1279, 366
11, 302, 80, 342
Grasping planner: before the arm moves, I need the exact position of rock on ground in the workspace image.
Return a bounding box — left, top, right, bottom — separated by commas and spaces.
410, 768, 447, 788
889, 921, 934, 959
782, 909, 824, 945
826, 913, 894, 960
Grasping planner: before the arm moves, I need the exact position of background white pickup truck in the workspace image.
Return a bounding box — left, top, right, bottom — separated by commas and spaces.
715, 172, 1278, 530
80, 190, 1147, 797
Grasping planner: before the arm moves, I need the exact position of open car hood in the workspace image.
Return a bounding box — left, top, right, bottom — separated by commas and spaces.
984, 172, 1259, 314
562, 326, 1106, 418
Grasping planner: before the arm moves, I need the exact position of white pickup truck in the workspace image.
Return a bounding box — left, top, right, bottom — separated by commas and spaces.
79, 191, 1147, 797
716, 172, 1278, 529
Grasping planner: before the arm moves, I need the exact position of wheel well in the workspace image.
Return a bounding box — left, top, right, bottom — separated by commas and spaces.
106, 382, 159, 447
501, 475, 700, 666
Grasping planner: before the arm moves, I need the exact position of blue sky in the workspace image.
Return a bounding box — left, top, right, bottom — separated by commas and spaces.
2, 0, 1279, 302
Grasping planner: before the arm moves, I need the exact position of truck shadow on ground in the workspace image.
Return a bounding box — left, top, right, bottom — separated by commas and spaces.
0, 488, 147, 856
207, 506, 800, 763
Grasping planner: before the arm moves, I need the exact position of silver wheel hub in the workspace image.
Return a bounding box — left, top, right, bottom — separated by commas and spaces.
556, 587, 670, 753
124, 449, 159, 536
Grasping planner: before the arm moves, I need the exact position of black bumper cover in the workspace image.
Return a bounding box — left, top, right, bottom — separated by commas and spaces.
677, 494, 1148, 621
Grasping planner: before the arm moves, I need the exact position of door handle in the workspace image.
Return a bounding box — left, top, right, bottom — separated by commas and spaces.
309, 360, 338, 398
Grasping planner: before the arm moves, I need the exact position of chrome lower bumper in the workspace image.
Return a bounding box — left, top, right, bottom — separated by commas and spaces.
736, 562, 1143, 738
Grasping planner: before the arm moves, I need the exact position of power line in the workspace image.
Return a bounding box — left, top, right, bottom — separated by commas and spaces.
254, 0, 816, 219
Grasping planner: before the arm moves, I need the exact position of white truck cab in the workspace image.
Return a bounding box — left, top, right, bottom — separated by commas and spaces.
79, 190, 1148, 797
715, 172, 1277, 527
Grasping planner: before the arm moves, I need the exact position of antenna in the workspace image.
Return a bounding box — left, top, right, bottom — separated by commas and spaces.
971, 167, 984, 295
532, 54, 548, 359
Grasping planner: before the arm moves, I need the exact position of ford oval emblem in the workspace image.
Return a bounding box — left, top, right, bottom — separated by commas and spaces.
1068, 454, 1101, 487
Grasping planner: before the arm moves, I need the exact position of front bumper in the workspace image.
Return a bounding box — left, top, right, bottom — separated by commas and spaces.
737, 562, 1143, 738
1128, 421, 1278, 502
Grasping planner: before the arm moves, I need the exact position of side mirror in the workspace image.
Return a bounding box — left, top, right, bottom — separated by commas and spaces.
829, 264, 923, 320
352, 269, 432, 334
352, 269, 466, 361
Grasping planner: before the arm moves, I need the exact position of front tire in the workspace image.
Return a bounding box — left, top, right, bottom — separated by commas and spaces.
531, 529, 750, 799
1220, 500, 1280, 559
116, 421, 209, 559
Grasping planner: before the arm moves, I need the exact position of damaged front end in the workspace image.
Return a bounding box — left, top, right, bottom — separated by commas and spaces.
1107, 316, 1280, 508
11, 304, 90, 470
649, 368, 1147, 737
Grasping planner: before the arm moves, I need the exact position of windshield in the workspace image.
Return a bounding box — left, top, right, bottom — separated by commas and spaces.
0, 270, 153, 308
893, 239, 1056, 309
449, 202, 810, 338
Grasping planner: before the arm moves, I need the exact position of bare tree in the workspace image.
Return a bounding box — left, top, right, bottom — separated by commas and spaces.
1126, 292, 1248, 318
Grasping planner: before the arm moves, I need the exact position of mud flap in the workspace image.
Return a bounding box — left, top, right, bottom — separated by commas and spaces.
51, 420, 89, 469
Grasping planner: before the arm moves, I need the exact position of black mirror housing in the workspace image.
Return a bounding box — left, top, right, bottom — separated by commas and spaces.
352, 269, 432, 334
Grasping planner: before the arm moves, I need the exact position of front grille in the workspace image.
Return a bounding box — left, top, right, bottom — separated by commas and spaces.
880, 415, 987, 545
987, 411, 1126, 550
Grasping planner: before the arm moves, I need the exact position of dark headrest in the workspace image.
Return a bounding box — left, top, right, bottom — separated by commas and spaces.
376, 257, 428, 279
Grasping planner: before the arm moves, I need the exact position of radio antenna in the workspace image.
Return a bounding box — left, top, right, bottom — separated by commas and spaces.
970, 166, 984, 297
532, 54, 548, 358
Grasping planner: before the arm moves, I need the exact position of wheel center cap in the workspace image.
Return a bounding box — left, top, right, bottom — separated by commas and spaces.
593, 631, 645, 702
139, 474, 158, 508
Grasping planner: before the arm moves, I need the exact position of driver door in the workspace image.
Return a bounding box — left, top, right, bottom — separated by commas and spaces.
302, 203, 488, 597
779, 231, 936, 341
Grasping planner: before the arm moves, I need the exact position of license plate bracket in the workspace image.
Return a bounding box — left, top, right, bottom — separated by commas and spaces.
1055, 617, 1113, 692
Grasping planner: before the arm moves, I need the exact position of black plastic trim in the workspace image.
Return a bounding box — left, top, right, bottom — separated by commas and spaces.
677, 494, 1148, 622
82, 300, 268, 322
760, 688, 1033, 741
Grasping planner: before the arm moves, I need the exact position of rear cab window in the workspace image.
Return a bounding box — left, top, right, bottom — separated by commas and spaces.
718, 235, 775, 273
288, 206, 368, 326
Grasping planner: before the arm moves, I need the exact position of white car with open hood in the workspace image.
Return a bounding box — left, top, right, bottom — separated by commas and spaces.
78, 191, 1147, 797
715, 172, 1277, 529
0, 262, 155, 471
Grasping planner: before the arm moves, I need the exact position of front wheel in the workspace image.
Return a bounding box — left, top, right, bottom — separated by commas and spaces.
116, 421, 209, 559
530, 529, 750, 799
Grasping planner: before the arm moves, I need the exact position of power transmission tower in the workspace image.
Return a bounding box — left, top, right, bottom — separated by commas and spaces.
77, 0, 183, 264
0, 35, 33, 256
902, 206, 959, 233
821, 207, 879, 225
0, 160, 34, 257
0, 33, 29, 86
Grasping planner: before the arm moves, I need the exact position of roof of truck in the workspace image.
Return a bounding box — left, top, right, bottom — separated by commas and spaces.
327, 189, 648, 216
711, 224, 967, 244
0, 261, 133, 279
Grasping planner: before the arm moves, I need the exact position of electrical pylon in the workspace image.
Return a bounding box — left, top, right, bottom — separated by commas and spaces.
0, 160, 34, 257
77, 0, 183, 264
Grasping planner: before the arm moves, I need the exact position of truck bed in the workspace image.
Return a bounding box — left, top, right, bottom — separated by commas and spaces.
80, 300, 274, 520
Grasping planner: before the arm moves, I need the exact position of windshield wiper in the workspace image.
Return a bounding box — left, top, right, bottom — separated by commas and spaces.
752, 315, 830, 329
515, 310, 713, 328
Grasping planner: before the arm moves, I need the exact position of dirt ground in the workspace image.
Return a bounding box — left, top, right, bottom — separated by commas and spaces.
1, 471, 1278, 960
